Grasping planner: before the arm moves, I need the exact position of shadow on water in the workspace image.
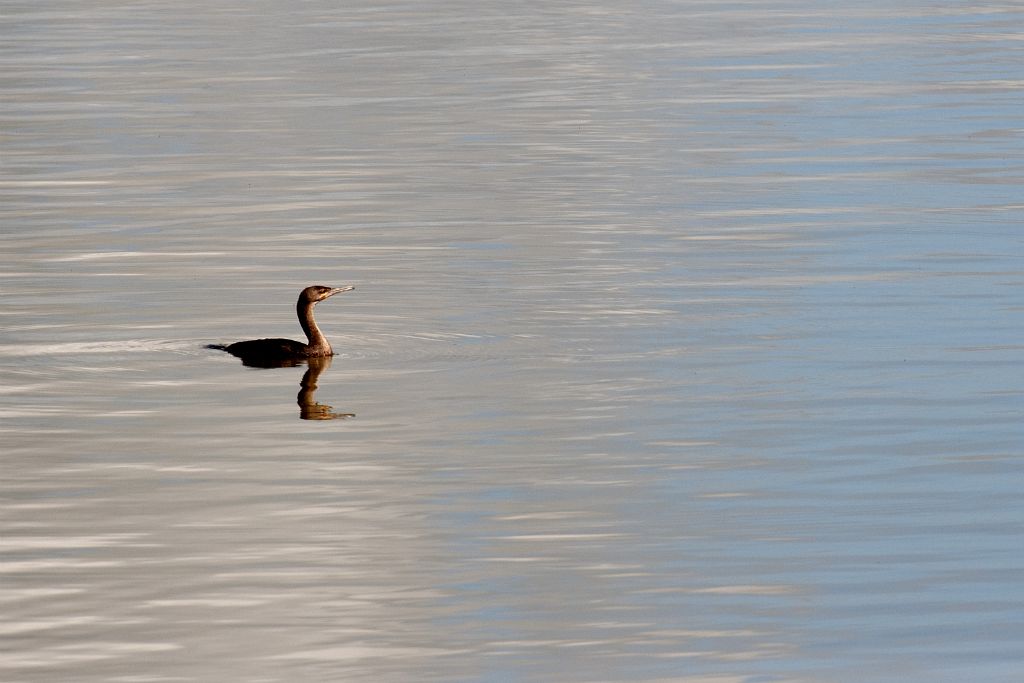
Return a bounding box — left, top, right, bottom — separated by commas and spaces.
296, 356, 354, 421
209, 348, 354, 421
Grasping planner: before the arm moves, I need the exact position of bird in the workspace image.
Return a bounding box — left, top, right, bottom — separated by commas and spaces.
208, 285, 354, 367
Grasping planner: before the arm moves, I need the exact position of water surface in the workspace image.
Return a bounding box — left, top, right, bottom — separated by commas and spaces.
2, 2, 1023, 681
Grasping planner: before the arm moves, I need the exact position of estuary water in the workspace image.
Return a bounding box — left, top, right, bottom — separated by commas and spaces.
2, 2, 1023, 681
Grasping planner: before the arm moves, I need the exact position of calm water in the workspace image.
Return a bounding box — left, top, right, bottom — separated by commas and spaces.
2, 2, 1023, 681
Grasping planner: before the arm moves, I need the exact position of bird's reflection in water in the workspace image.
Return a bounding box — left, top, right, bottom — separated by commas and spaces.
297, 356, 354, 421
228, 353, 354, 420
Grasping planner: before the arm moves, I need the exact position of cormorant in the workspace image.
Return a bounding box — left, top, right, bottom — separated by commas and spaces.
208, 285, 354, 367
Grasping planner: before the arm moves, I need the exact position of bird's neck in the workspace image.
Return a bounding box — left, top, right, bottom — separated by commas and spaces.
298, 299, 332, 356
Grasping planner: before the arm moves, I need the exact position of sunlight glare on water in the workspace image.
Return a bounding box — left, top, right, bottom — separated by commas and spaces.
2, 1, 1023, 682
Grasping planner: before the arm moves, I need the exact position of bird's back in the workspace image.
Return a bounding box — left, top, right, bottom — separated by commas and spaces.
222, 338, 310, 366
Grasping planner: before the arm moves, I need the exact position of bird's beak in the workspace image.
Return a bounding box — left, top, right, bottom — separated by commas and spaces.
326, 285, 355, 297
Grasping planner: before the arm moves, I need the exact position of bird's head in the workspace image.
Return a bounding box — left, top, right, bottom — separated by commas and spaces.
301, 284, 355, 304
